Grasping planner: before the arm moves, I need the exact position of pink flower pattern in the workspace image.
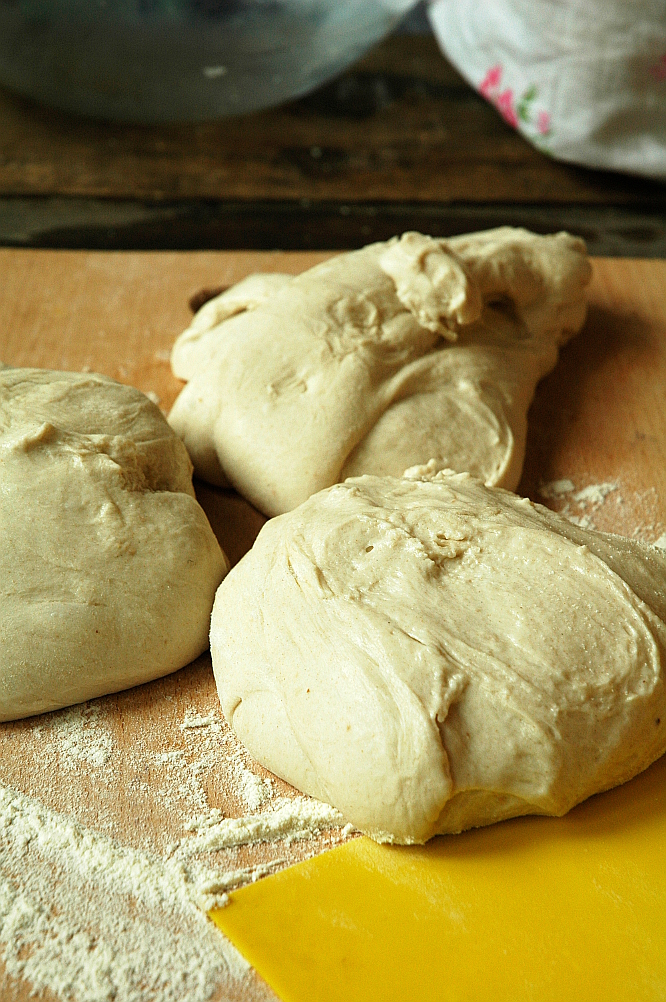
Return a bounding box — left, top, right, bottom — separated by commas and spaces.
495, 89, 518, 128
478, 64, 551, 140
479, 65, 502, 97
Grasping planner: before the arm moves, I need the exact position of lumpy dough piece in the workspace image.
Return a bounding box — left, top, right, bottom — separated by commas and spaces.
210, 469, 666, 844
0, 367, 229, 721
169, 228, 591, 516
173, 272, 294, 383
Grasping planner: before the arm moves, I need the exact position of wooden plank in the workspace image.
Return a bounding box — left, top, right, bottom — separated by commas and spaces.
0, 249, 664, 1000
0, 37, 660, 206
0, 248, 330, 412
2, 199, 664, 257
517, 257, 666, 538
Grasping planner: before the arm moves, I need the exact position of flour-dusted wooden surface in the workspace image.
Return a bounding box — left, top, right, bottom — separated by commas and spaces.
517, 258, 666, 537
0, 249, 327, 1002
0, 250, 665, 1000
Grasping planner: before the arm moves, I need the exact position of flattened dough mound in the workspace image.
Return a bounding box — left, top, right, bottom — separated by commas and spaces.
169, 228, 591, 516
211, 469, 666, 844
0, 367, 229, 721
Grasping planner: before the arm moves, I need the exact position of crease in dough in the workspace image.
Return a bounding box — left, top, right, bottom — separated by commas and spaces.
169, 227, 591, 516
0, 367, 229, 721
210, 469, 666, 844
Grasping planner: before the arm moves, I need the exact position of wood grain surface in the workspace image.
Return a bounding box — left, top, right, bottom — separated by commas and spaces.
0, 36, 657, 207
0, 249, 665, 1000
1, 35, 664, 256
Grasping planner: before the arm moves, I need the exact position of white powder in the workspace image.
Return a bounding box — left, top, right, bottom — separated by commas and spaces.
181, 713, 217, 730
538, 478, 575, 498
0, 783, 265, 1002
38, 703, 114, 769
537, 478, 621, 532
194, 860, 287, 904
237, 770, 272, 811
146, 708, 261, 819
0, 690, 354, 998
571, 482, 618, 506
178, 798, 345, 856
182, 713, 274, 813
654, 534, 666, 551
184, 809, 225, 832
150, 745, 209, 814
155, 750, 186, 763
0, 776, 345, 999
133, 707, 278, 826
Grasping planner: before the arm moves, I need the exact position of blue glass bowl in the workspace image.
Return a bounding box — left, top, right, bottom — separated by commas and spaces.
0, 0, 412, 122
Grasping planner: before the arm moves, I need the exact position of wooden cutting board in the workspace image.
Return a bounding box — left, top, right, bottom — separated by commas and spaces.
0, 250, 665, 1001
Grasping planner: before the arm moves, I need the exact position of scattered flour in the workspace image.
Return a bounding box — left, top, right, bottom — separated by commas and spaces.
181, 713, 217, 730
150, 744, 209, 814
237, 769, 272, 812
37, 703, 114, 770
147, 707, 274, 818
0, 698, 353, 999
154, 750, 187, 766
538, 478, 620, 531
0, 783, 261, 1002
536, 476, 665, 549
184, 809, 225, 832
194, 860, 288, 903
571, 482, 618, 506
178, 798, 345, 857
538, 478, 575, 499
129, 706, 284, 825
180, 710, 275, 813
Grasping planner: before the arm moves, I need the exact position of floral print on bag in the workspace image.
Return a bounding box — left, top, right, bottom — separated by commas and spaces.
479, 65, 552, 143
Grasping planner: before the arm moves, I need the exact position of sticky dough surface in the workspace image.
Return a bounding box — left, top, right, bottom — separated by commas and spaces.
0, 367, 228, 721
210, 469, 666, 844
169, 228, 591, 516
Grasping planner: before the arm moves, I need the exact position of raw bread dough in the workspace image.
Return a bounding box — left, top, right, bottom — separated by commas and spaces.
0, 367, 229, 721
169, 228, 591, 516
210, 468, 666, 844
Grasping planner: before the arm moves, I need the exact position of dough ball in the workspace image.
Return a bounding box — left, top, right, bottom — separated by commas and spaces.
210, 469, 666, 844
0, 367, 229, 721
169, 228, 591, 516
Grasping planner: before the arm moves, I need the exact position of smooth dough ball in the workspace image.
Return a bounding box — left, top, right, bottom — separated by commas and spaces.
169, 228, 591, 516
0, 367, 229, 721
210, 469, 666, 844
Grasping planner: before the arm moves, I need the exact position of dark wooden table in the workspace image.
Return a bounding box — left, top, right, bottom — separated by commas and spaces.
0, 31, 663, 254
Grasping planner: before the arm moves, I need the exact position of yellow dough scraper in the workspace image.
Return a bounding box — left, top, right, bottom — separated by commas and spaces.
210, 753, 666, 1002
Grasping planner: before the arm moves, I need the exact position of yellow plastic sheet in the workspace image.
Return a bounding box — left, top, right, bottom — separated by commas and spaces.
210, 754, 666, 1002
